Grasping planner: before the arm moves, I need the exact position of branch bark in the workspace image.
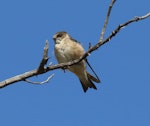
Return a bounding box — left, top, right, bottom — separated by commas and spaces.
0, 0, 150, 89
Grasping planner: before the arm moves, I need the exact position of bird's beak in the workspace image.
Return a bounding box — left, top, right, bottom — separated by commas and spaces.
53, 36, 57, 43
53, 37, 56, 42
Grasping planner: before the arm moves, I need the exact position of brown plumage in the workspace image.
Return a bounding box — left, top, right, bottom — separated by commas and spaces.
53, 31, 100, 92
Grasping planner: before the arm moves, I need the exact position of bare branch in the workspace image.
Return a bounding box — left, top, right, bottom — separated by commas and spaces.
0, 0, 149, 89
100, 0, 116, 42
38, 40, 49, 73
0, 41, 51, 88
101, 12, 150, 46
0, 69, 38, 88
24, 74, 54, 84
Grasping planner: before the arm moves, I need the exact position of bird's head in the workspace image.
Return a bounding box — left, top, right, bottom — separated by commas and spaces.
53, 31, 70, 44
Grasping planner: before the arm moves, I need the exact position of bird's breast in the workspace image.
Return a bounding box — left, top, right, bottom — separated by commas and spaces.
55, 43, 72, 63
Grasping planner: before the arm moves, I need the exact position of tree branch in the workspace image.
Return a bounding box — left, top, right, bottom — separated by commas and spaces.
0, 0, 149, 89
0, 41, 52, 88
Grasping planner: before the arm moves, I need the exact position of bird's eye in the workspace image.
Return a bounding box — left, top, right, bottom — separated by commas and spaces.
57, 33, 63, 38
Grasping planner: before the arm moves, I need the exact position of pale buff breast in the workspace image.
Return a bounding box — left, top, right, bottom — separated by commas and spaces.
55, 38, 84, 62
55, 38, 86, 75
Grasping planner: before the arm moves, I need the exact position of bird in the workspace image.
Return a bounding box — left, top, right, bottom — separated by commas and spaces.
53, 31, 100, 92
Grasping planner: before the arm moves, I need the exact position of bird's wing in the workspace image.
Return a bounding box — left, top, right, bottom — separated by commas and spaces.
85, 59, 100, 83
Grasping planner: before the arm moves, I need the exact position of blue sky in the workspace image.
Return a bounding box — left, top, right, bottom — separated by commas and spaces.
0, 0, 150, 126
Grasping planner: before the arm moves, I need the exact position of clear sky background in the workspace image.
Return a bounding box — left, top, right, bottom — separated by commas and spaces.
0, 0, 150, 126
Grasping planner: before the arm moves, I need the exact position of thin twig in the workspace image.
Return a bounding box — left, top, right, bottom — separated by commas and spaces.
101, 12, 150, 46
100, 0, 116, 42
38, 40, 49, 73
24, 74, 54, 84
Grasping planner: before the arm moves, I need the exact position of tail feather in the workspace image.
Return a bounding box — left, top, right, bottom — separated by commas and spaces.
87, 72, 100, 83
79, 72, 100, 93
80, 80, 88, 92
80, 79, 97, 92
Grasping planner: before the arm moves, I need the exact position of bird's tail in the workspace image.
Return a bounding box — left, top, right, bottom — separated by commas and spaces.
79, 72, 100, 93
